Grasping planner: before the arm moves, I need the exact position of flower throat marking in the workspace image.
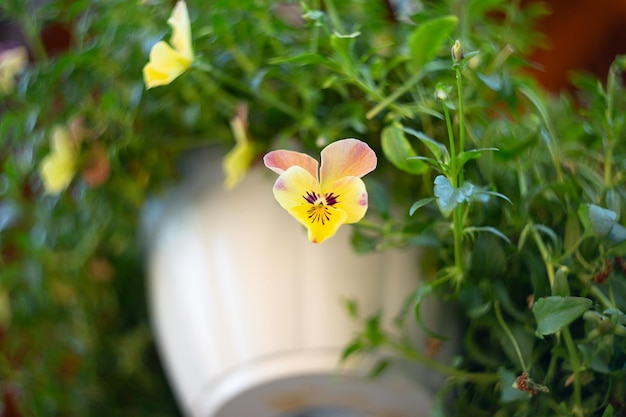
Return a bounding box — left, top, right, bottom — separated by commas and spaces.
303, 191, 339, 225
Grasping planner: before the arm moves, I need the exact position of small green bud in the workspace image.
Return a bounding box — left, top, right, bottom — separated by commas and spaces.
434, 82, 452, 101
451, 40, 464, 63
435, 87, 447, 101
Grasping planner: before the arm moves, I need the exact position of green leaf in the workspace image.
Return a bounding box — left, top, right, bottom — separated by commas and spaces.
477, 190, 512, 205
468, 0, 506, 18
381, 122, 428, 175
413, 283, 449, 340
365, 312, 385, 346
453, 148, 498, 170
268, 52, 330, 66
409, 197, 436, 216
601, 404, 615, 417
433, 175, 475, 217
403, 127, 448, 161
344, 298, 359, 318
476, 72, 503, 91
368, 358, 390, 378
464, 226, 511, 243
551, 267, 570, 297
564, 210, 582, 253
330, 31, 361, 76
532, 296, 592, 337
588, 204, 617, 237
341, 340, 362, 361
586, 204, 626, 246
407, 15, 459, 73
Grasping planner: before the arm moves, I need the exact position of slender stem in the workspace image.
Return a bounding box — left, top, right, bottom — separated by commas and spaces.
443, 103, 464, 282
366, 70, 424, 119
604, 64, 616, 187
323, 0, 345, 33
604, 143, 613, 186
388, 340, 499, 384
494, 301, 527, 373
309, 0, 321, 54
555, 234, 588, 264
443, 104, 457, 183
529, 223, 556, 288
544, 352, 558, 386
562, 327, 584, 417
590, 285, 614, 310
22, 16, 48, 62
455, 65, 466, 183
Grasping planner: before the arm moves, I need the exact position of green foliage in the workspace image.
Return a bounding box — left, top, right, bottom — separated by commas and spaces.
2, 0, 626, 416
532, 296, 593, 337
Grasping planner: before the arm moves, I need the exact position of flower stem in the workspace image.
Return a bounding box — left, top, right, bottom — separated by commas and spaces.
494, 301, 527, 373
22, 17, 48, 62
590, 284, 614, 310
562, 326, 584, 417
323, 0, 345, 33
455, 65, 466, 183
443, 103, 464, 283
389, 340, 499, 384
603, 61, 617, 187
366, 70, 424, 119
528, 223, 556, 288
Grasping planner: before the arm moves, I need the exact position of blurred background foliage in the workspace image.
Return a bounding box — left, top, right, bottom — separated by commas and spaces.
1, 0, 626, 416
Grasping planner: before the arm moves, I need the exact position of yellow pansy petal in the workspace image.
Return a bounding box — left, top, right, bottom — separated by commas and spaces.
263, 150, 319, 179
51, 126, 74, 155
40, 151, 76, 194
143, 41, 191, 89
39, 125, 77, 194
223, 106, 255, 189
167, 0, 193, 61
0, 46, 28, 94
272, 165, 319, 210
223, 141, 255, 190
320, 138, 377, 187
325, 176, 368, 224
289, 204, 348, 244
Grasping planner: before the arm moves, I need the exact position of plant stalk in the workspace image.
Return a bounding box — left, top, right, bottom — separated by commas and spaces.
562, 326, 584, 417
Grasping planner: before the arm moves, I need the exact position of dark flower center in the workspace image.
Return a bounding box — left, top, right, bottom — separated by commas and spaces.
303, 191, 340, 224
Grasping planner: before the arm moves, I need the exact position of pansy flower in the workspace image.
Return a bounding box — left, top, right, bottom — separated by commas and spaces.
143, 0, 193, 89
0, 46, 28, 95
264, 138, 377, 244
39, 125, 79, 194
223, 103, 255, 190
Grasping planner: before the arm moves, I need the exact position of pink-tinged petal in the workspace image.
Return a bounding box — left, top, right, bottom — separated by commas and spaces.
272, 165, 319, 210
324, 176, 368, 224
320, 138, 377, 187
288, 204, 348, 244
264, 150, 319, 179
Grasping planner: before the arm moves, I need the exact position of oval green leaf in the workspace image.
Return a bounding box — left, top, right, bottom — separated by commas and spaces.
408, 15, 459, 73
381, 122, 428, 175
532, 296, 592, 338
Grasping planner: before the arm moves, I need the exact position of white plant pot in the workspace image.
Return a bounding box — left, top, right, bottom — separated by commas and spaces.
145, 149, 451, 417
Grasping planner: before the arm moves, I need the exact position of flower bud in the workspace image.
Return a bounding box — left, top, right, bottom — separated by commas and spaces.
434, 82, 451, 101
451, 40, 464, 63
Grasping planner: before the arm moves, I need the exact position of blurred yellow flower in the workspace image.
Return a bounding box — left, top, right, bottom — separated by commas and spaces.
223, 104, 255, 189
39, 126, 78, 194
0, 46, 28, 95
143, 0, 193, 89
